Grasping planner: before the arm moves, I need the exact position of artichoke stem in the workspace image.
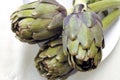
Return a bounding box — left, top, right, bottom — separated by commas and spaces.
88, 0, 120, 12
73, 0, 89, 5
73, 0, 88, 10
102, 9, 120, 31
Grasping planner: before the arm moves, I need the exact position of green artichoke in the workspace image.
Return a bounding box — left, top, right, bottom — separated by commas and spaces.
62, 4, 104, 71
35, 38, 73, 80
10, 0, 67, 44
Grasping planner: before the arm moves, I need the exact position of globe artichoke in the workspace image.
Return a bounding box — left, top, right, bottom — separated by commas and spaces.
62, 4, 105, 71
35, 38, 73, 80
10, 0, 67, 44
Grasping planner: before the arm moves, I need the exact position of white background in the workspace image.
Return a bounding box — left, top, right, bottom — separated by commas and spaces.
0, 0, 120, 80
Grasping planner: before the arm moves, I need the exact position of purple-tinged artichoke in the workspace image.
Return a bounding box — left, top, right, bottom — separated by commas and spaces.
62, 4, 104, 71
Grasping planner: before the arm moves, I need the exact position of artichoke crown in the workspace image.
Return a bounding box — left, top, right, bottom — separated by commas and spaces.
63, 4, 104, 71
10, 0, 67, 44
35, 38, 73, 80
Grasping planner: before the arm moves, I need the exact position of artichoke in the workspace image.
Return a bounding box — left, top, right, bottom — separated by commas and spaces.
10, 0, 67, 44
62, 4, 105, 71
35, 38, 73, 80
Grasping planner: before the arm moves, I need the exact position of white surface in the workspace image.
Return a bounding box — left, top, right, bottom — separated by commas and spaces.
0, 0, 120, 80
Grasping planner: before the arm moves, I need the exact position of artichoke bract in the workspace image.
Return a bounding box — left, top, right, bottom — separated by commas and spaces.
10, 0, 67, 44
62, 4, 105, 71
35, 38, 73, 80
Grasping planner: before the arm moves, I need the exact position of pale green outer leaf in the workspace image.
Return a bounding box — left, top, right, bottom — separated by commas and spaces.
94, 49, 102, 66
67, 14, 79, 40
20, 29, 32, 39
46, 46, 61, 58
32, 30, 56, 40
17, 10, 33, 18
90, 22, 103, 47
38, 49, 47, 60
56, 48, 67, 62
76, 45, 86, 60
18, 18, 34, 29
81, 12, 93, 27
77, 22, 93, 49
28, 19, 51, 32
49, 38, 62, 47
67, 39, 79, 56
48, 13, 64, 30
87, 42, 98, 58
33, 3, 58, 16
